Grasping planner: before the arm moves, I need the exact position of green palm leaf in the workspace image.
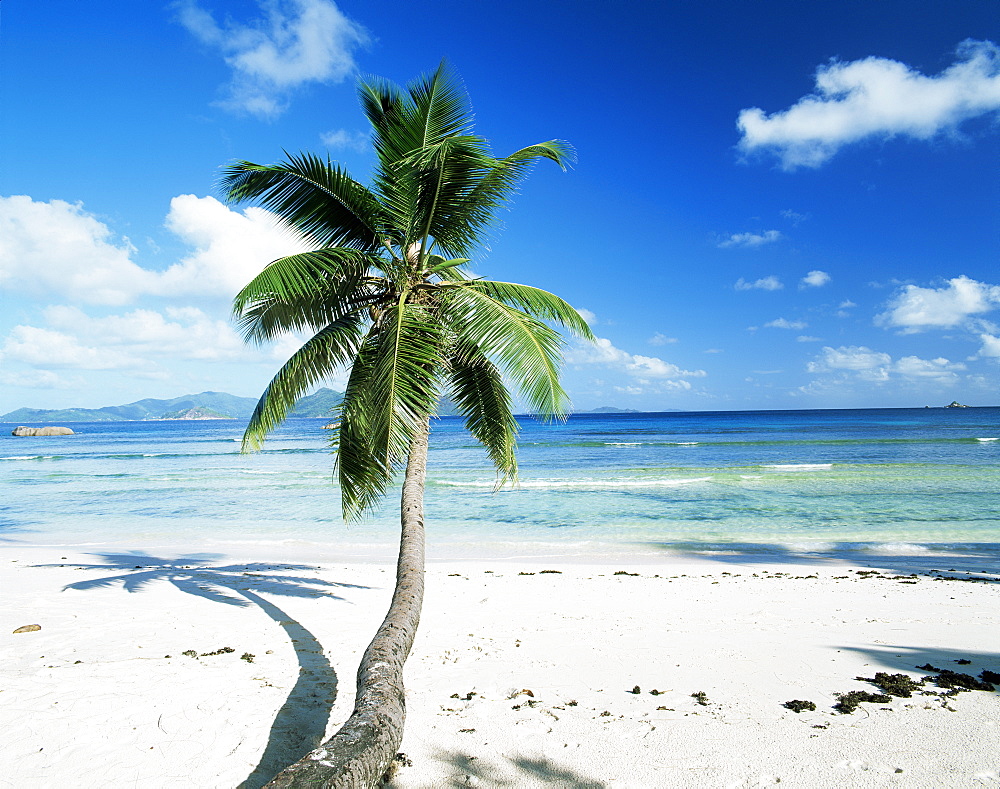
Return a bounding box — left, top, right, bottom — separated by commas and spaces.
446, 341, 519, 486
233, 249, 384, 342
443, 286, 571, 419
220, 152, 384, 250
334, 301, 444, 517
243, 314, 365, 452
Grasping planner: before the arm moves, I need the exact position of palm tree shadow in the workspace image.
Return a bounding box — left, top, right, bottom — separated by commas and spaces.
42, 551, 370, 789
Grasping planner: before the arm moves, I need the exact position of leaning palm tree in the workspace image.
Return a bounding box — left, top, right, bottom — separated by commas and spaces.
223, 61, 593, 787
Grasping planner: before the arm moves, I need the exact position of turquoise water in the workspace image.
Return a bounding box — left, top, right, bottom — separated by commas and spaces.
2, 408, 999, 560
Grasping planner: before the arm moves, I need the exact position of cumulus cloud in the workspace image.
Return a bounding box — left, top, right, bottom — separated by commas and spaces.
0, 195, 309, 306
978, 334, 1000, 357
320, 128, 368, 151
876, 275, 1000, 333
0, 195, 156, 305
801, 270, 831, 288
0, 306, 256, 372
567, 336, 706, 389
176, 0, 368, 117
807, 345, 965, 384
735, 276, 783, 291
718, 230, 782, 248
648, 332, 678, 346
160, 195, 311, 297
764, 317, 808, 330
738, 39, 1000, 169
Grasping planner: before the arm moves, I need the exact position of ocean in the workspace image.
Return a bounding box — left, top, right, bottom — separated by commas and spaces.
2, 408, 999, 562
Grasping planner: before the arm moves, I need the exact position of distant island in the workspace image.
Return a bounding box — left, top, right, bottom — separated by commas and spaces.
1, 387, 472, 423
585, 406, 642, 413
159, 407, 234, 420
1, 389, 345, 423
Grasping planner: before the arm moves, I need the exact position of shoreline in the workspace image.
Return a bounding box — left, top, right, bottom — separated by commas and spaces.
2, 543, 998, 787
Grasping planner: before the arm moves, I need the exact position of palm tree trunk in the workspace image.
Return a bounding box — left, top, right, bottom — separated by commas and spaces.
266, 423, 428, 788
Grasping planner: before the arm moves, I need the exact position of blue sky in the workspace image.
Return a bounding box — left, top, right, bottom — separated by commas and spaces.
1, 0, 998, 413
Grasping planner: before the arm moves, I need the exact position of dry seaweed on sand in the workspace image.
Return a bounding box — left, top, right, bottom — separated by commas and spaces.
783, 700, 816, 713
856, 672, 924, 697
833, 690, 892, 714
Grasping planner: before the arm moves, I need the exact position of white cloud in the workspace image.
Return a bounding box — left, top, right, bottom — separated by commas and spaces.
575, 308, 598, 326
648, 332, 678, 346
160, 195, 311, 297
807, 345, 964, 384
0, 195, 310, 306
0, 369, 80, 390
876, 275, 1000, 332
0, 195, 156, 305
735, 276, 783, 291
764, 317, 808, 330
738, 40, 1000, 169
801, 269, 831, 288
977, 334, 1000, 358
320, 128, 368, 151
567, 336, 706, 388
1, 325, 144, 370
176, 0, 368, 117
46, 306, 251, 361
781, 209, 808, 225
718, 230, 782, 248
796, 335, 822, 343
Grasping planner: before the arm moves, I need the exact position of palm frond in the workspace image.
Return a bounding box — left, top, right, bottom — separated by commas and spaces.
334, 302, 444, 518
219, 153, 384, 251
233, 249, 384, 341
243, 315, 365, 451
446, 341, 519, 486
455, 280, 594, 338
443, 286, 571, 419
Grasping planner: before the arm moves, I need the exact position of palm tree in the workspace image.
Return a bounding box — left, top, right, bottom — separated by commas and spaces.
222, 61, 593, 787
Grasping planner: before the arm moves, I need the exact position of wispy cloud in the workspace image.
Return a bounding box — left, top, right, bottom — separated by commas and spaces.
764, 318, 808, 330
567, 336, 706, 390
807, 345, 965, 384
320, 128, 368, 152
800, 270, 831, 288
735, 276, 783, 291
781, 209, 809, 226
575, 308, 598, 326
647, 332, 678, 346
175, 0, 368, 117
718, 230, 782, 248
738, 39, 1000, 169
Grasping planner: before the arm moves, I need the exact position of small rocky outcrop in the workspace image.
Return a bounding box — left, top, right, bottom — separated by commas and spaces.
11, 426, 74, 436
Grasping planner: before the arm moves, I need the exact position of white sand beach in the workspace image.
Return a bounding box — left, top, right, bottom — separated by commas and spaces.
2, 545, 999, 788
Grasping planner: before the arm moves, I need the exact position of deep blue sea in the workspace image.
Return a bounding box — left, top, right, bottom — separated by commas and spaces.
2, 408, 999, 561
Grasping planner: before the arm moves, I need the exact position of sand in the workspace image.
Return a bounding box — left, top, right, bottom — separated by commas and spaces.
2, 544, 998, 788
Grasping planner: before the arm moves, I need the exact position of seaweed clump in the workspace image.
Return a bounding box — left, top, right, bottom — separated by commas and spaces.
833, 690, 892, 714
856, 672, 923, 698
783, 699, 816, 713
926, 669, 994, 692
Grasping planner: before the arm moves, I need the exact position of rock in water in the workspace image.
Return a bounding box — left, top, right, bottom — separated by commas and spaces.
11, 426, 74, 436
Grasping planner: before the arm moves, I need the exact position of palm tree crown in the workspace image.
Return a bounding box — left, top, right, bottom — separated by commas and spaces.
222, 61, 593, 519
